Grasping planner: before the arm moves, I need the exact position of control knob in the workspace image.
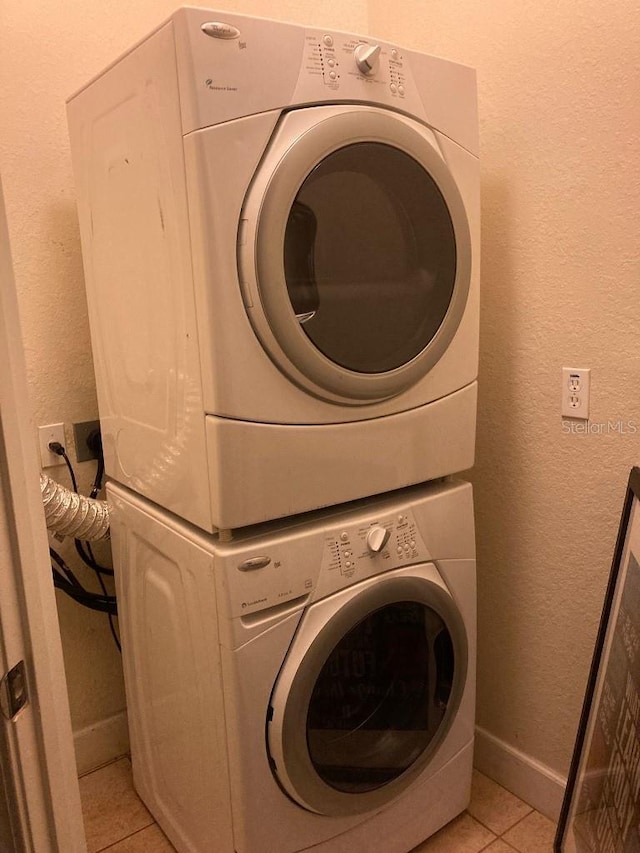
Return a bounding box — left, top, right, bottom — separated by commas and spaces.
354, 43, 381, 76
366, 524, 390, 553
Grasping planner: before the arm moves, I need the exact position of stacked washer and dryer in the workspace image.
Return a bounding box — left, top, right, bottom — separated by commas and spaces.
67, 8, 480, 853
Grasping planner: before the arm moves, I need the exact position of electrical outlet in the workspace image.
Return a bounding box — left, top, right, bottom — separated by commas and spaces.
38, 423, 66, 468
562, 368, 590, 419
73, 420, 101, 462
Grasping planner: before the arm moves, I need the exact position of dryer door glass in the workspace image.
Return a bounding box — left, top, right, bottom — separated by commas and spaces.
240, 107, 473, 402
305, 600, 453, 793
284, 143, 456, 374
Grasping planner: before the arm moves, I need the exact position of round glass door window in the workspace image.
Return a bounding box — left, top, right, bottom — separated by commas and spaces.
283, 143, 457, 374
240, 107, 472, 401
267, 572, 468, 816
306, 600, 455, 793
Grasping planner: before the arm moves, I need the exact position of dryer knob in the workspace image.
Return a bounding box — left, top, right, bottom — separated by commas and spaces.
354, 43, 381, 76
366, 524, 390, 553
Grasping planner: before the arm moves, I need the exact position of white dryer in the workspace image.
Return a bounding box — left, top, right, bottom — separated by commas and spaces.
108, 478, 476, 853
67, 8, 480, 532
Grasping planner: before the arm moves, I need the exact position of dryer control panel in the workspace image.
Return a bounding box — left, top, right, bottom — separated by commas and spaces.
171, 7, 458, 133
293, 30, 420, 116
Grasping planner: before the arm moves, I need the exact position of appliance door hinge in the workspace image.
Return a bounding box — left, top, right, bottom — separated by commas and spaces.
1, 660, 29, 721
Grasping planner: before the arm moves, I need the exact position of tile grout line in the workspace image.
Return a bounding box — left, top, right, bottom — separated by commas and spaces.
83, 768, 543, 853
94, 819, 158, 853
474, 823, 521, 853
498, 807, 537, 840
463, 811, 497, 845
467, 805, 534, 840
476, 833, 499, 852
496, 838, 520, 851
494, 810, 544, 853
79, 754, 132, 781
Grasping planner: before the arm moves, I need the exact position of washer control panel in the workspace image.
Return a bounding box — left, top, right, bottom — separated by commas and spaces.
225, 506, 433, 618
318, 508, 431, 590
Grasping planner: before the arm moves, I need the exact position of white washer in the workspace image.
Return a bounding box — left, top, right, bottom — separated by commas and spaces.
108, 478, 476, 853
68, 8, 480, 532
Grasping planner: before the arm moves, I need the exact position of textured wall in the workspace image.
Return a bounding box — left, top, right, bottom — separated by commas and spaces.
369, 0, 640, 774
0, 0, 368, 758
5, 0, 640, 784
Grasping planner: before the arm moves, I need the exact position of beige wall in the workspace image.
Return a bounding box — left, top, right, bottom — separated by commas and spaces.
3, 0, 640, 790
370, 0, 640, 778
0, 0, 368, 766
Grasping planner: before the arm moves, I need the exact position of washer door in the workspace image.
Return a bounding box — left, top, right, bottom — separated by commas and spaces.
238, 106, 472, 404
266, 566, 468, 816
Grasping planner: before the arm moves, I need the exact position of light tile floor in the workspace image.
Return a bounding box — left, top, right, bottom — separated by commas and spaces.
79, 757, 558, 852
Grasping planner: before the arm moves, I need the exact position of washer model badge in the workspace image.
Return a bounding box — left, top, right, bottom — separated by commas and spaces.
201, 22, 241, 39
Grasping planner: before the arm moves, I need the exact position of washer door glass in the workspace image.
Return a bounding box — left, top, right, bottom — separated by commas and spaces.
307, 600, 453, 793
284, 143, 456, 374
267, 571, 468, 816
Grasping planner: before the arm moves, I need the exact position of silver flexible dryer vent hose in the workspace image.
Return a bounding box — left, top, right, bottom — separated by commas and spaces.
40, 473, 110, 541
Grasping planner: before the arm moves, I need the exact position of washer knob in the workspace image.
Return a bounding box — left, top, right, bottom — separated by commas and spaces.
354, 43, 381, 75
366, 524, 390, 553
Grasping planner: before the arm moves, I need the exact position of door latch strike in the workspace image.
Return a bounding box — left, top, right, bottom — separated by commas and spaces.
0, 660, 29, 721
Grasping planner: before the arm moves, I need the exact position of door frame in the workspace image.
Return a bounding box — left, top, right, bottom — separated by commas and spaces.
0, 175, 87, 851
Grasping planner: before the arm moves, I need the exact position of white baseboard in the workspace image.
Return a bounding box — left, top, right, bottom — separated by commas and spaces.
71, 714, 566, 819
73, 710, 130, 777
474, 725, 567, 820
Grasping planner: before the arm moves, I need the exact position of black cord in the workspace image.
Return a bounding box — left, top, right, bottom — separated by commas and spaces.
50, 547, 83, 589
106, 611, 121, 652
66, 445, 119, 649
90, 454, 104, 500
47, 439, 120, 652
49, 442, 78, 492
49, 441, 112, 577
53, 574, 117, 613
51, 549, 117, 613
74, 539, 114, 576
84, 542, 121, 653
85, 427, 104, 499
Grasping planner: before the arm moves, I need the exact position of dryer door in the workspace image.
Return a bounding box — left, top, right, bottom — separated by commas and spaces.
238, 105, 472, 404
267, 565, 468, 816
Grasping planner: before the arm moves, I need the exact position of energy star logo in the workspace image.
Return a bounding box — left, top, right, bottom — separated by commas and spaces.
204, 78, 238, 92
